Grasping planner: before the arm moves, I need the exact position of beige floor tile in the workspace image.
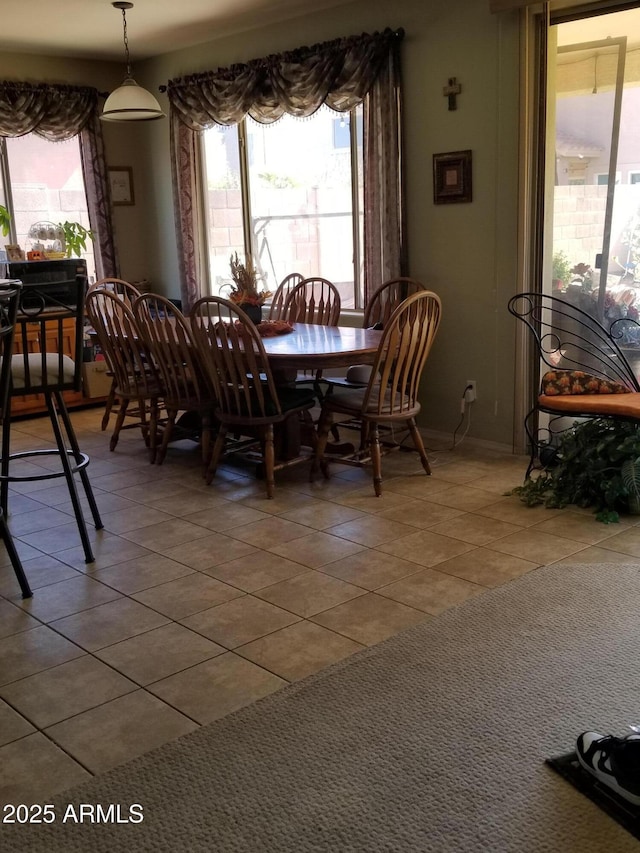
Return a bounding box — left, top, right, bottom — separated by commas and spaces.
377, 568, 486, 615
95, 622, 225, 685
0, 655, 137, 728
474, 497, 566, 527
592, 527, 640, 558
333, 486, 417, 513
236, 620, 364, 681
18, 521, 105, 555
0, 698, 35, 745
100, 505, 177, 534
268, 531, 365, 568
280, 502, 366, 530
55, 536, 153, 572
17, 575, 122, 623
62, 492, 139, 516
375, 500, 464, 529
0, 733, 91, 804
529, 511, 629, 546
0, 555, 79, 598
161, 532, 257, 570
227, 516, 315, 548
50, 598, 169, 652
0, 625, 85, 686
381, 475, 455, 499
149, 490, 231, 517
0, 539, 47, 568
376, 529, 475, 568
254, 571, 366, 618
7, 505, 72, 536
0, 599, 42, 639
435, 548, 538, 587
148, 652, 286, 724
553, 547, 640, 565
132, 574, 244, 619
120, 518, 214, 551
414, 484, 504, 512
183, 503, 271, 531
205, 551, 309, 592
91, 469, 170, 494
326, 515, 418, 546
320, 550, 425, 589
45, 690, 198, 774
311, 593, 428, 646
92, 553, 195, 595
485, 529, 587, 563
182, 595, 301, 648
240, 490, 325, 516
425, 461, 494, 485
426, 514, 523, 546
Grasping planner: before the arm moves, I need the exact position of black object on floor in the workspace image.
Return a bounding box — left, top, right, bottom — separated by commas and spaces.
547, 751, 640, 842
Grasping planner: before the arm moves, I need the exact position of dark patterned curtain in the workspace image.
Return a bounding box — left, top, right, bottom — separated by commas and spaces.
166, 28, 405, 310
0, 81, 117, 278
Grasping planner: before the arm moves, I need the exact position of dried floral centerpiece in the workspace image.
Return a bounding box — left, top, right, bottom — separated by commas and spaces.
228, 253, 271, 307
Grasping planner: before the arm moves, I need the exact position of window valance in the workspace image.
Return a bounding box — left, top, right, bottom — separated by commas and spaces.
0, 82, 98, 141
166, 28, 404, 129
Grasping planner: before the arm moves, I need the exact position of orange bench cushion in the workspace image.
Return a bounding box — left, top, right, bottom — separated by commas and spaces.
541, 370, 631, 396
538, 391, 640, 418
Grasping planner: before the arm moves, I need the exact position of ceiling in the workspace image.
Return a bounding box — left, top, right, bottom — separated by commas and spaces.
0, 0, 357, 62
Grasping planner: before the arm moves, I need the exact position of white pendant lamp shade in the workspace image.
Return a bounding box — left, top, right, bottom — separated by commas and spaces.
102, 77, 165, 122
101, 2, 165, 123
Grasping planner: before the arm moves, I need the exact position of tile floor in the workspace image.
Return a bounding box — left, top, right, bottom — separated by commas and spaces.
1, 408, 639, 805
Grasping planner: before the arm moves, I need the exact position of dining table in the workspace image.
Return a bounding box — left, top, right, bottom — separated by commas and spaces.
257, 322, 383, 373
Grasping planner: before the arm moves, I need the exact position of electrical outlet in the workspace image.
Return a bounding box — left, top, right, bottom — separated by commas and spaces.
465, 380, 477, 404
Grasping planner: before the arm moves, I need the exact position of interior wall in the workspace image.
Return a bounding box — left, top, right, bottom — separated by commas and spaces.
0, 0, 522, 446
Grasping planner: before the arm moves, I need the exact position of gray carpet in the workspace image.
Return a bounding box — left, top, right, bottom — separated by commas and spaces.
4, 561, 640, 853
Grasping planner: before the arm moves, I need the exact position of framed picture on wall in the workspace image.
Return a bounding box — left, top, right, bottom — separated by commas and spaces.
433, 150, 472, 204
108, 166, 135, 206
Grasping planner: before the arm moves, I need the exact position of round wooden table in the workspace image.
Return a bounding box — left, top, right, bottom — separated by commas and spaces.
259, 323, 383, 371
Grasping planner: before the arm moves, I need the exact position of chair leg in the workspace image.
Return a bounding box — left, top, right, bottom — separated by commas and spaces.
407, 417, 431, 475
371, 424, 383, 496
205, 426, 228, 485
110, 397, 130, 451
149, 398, 159, 463
312, 408, 333, 480
49, 391, 103, 564
0, 510, 31, 598
102, 381, 116, 431
264, 424, 275, 498
156, 409, 177, 465
1, 408, 10, 516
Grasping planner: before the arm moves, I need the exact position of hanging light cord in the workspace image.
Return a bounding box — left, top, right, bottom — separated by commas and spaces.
121, 6, 132, 79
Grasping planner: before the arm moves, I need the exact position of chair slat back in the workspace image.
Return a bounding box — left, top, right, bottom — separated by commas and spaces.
267, 273, 304, 320
282, 277, 341, 326
190, 296, 281, 420
363, 290, 442, 416
88, 278, 141, 311
364, 277, 426, 329
132, 294, 210, 407
12, 274, 86, 394
85, 289, 158, 398
508, 292, 640, 391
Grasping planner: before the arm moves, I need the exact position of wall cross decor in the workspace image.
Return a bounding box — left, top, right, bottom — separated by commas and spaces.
443, 77, 462, 111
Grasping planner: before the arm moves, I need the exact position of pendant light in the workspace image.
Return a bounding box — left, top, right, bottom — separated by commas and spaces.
101, 1, 165, 122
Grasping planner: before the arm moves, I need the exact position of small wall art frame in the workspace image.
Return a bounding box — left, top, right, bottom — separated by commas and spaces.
433, 150, 473, 204
108, 166, 135, 206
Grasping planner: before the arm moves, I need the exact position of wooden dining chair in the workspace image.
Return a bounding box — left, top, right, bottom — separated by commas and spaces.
85, 288, 163, 455
312, 290, 442, 496
132, 294, 215, 465
267, 273, 304, 320
282, 277, 341, 326
190, 296, 317, 498
88, 278, 142, 432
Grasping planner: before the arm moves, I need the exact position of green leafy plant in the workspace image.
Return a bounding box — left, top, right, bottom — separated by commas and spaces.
57, 221, 94, 258
510, 418, 640, 523
0, 205, 11, 238
552, 250, 572, 285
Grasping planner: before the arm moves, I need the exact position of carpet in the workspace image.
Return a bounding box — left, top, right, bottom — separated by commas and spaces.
4, 560, 640, 853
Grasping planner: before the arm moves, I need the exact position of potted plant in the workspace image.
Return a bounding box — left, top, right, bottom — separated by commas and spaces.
228, 252, 271, 323
57, 221, 94, 258
552, 250, 572, 291
510, 418, 640, 522
0, 205, 11, 238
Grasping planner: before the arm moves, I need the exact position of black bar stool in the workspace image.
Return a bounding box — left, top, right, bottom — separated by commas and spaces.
0, 284, 32, 597
0, 275, 103, 564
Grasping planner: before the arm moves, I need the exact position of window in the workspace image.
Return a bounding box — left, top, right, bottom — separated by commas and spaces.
202, 105, 364, 309
630, 172, 640, 184
0, 134, 95, 276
